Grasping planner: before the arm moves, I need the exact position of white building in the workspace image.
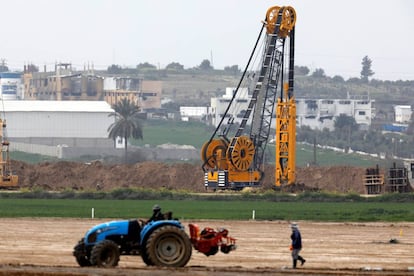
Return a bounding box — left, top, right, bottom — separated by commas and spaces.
1, 100, 116, 158
208, 87, 374, 131
210, 87, 250, 127
0, 72, 23, 100
394, 105, 412, 123
296, 98, 373, 131
180, 106, 208, 121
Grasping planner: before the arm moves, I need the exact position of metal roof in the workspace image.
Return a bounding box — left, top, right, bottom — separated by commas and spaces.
0, 100, 114, 113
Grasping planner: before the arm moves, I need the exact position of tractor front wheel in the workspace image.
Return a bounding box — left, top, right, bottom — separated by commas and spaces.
73, 240, 91, 267
90, 240, 120, 267
145, 225, 192, 267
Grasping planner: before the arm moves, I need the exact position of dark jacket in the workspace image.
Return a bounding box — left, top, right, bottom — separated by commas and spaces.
148, 210, 164, 222
291, 229, 302, 249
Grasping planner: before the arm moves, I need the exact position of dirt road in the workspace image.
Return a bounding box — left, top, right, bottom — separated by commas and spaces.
0, 218, 413, 275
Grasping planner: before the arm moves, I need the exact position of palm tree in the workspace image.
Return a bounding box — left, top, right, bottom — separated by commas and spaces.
108, 98, 143, 163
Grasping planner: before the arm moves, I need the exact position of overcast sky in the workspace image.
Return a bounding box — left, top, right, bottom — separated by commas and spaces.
1, 0, 413, 81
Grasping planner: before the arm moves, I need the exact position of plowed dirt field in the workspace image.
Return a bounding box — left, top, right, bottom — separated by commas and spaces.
0, 218, 413, 275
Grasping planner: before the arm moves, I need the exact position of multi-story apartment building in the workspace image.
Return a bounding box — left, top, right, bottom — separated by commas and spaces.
23, 63, 104, 101
22, 63, 162, 110
296, 97, 373, 131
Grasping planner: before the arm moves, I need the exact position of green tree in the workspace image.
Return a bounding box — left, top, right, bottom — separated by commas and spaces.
108, 98, 143, 163
332, 75, 344, 82
137, 62, 157, 70
107, 64, 123, 74
295, 66, 310, 76
360, 55, 374, 82
334, 114, 359, 152
311, 68, 326, 78
334, 114, 358, 131
166, 62, 184, 70
198, 59, 213, 70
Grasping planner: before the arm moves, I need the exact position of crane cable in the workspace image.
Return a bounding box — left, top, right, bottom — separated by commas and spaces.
206, 23, 266, 145
231, 33, 266, 129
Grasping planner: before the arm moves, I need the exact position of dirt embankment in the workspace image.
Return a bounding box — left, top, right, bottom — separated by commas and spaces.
11, 160, 368, 193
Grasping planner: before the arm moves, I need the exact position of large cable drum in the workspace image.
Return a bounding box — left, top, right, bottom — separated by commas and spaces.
201, 138, 229, 170
227, 136, 255, 172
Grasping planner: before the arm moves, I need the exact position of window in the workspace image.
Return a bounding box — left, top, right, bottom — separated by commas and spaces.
236, 99, 248, 103
2, 85, 17, 94
358, 111, 366, 115
139, 92, 157, 97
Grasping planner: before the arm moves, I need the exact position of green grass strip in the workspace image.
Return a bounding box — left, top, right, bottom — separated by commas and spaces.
0, 198, 413, 222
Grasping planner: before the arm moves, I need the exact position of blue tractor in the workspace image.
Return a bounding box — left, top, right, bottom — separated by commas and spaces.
73, 218, 193, 267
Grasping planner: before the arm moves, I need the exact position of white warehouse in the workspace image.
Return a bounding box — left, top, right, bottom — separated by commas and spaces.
2, 101, 116, 158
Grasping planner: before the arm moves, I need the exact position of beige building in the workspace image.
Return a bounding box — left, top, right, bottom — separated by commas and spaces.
103, 77, 162, 110
139, 80, 162, 110
22, 63, 162, 111
23, 63, 104, 101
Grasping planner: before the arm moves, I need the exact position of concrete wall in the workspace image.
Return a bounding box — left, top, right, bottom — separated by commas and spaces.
12, 137, 114, 147
11, 142, 199, 161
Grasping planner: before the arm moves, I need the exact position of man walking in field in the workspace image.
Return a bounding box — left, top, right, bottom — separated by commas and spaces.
290, 223, 306, 269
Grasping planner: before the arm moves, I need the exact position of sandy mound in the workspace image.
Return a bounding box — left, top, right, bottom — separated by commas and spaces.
11, 160, 367, 193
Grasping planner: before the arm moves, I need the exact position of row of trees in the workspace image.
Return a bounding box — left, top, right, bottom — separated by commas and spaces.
106, 56, 375, 82
0, 54, 376, 82
107, 59, 240, 75
297, 113, 414, 159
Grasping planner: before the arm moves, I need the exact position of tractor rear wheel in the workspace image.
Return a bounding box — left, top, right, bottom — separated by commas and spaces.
145, 225, 192, 267
90, 240, 120, 267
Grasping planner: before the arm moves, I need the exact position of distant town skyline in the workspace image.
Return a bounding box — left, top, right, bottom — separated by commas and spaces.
0, 0, 413, 81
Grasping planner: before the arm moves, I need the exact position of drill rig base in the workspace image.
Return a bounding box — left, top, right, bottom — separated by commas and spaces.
204, 170, 262, 190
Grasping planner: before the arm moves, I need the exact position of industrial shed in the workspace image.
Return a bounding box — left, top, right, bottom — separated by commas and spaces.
1, 101, 117, 158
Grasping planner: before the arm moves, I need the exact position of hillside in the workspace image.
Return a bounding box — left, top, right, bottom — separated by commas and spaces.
158, 71, 414, 119
161, 72, 239, 106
